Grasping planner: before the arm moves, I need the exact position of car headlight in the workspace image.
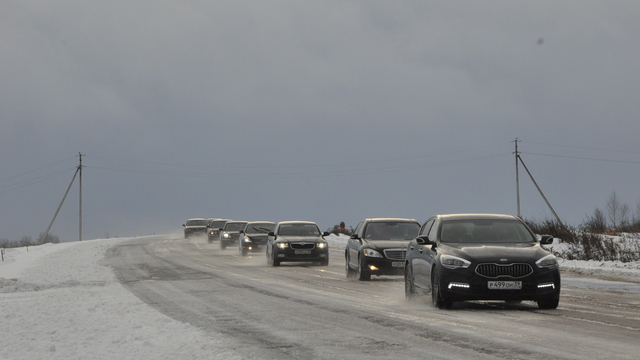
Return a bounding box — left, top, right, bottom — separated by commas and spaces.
223, 233, 230, 239
440, 255, 471, 269
277, 242, 289, 249
363, 248, 383, 258
536, 254, 558, 269
316, 242, 327, 249
243, 236, 252, 243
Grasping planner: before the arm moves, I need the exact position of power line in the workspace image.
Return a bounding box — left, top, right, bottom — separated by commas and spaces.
524, 152, 640, 165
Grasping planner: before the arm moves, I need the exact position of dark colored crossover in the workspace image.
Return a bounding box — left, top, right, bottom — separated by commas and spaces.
239, 221, 275, 256
345, 218, 420, 281
266, 221, 330, 266
405, 213, 560, 309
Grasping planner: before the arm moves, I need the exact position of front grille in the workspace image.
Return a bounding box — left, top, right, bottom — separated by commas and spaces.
475, 263, 533, 278
383, 249, 407, 260
290, 242, 315, 250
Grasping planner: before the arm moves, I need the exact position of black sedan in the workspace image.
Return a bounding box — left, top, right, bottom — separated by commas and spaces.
405, 214, 560, 309
345, 218, 420, 281
238, 221, 275, 256
266, 221, 330, 266
219, 221, 248, 249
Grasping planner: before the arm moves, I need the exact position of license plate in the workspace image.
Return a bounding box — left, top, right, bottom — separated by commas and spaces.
295, 250, 312, 255
391, 262, 405, 267
488, 281, 522, 290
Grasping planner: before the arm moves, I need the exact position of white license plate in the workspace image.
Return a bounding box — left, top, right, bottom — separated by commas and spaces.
391, 262, 405, 267
488, 281, 522, 290
295, 250, 312, 255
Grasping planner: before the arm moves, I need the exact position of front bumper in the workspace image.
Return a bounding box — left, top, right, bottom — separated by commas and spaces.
439, 266, 561, 302
361, 257, 406, 276
275, 247, 329, 262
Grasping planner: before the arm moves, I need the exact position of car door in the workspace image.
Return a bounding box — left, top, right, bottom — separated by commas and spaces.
347, 221, 364, 268
411, 218, 436, 289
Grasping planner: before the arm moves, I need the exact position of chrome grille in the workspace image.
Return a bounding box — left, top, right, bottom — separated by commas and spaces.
383, 249, 407, 260
290, 242, 315, 250
475, 263, 533, 278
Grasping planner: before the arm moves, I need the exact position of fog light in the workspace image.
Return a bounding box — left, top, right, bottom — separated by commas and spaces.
247, 246, 253, 251
277, 254, 285, 258
368, 265, 379, 271
538, 282, 555, 289
319, 254, 326, 257
448, 282, 470, 290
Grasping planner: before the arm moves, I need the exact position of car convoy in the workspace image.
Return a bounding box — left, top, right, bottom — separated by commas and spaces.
185, 214, 561, 309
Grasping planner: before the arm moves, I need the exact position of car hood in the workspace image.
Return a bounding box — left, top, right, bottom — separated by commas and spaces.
442, 242, 549, 263
275, 235, 324, 243
364, 240, 410, 250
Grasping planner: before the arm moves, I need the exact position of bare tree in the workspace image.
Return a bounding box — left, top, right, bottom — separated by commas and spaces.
607, 191, 621, 230
584, 207, 607, 233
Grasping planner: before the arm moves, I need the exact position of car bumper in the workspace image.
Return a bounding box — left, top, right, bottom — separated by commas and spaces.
361, 257, 406, 276
439, 267, 561, 302
275, 248, 329, 262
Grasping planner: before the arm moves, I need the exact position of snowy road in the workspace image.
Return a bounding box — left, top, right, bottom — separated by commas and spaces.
105, 235, 640, 360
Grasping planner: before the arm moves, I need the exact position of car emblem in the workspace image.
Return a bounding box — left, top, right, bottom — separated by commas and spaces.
500, 258, 508, 262
300, 242, 306, 246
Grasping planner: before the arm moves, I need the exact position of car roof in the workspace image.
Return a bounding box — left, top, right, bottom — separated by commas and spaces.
277, 221, 318, 225
187, 218, 207, 221
226, 220, 248, 224
363, 218, 419, 223
436, 213, 520, 221
246, 221, 275, 224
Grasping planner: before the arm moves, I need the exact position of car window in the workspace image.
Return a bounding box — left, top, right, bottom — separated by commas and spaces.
278, 224, 320, 236
427, 219, 439, 241
224, 222, 247, 231
186, 219, 208, 226
210, 220, 228, 228
440, 220, 535, 243
420, 219, 435, 236
364, 222, 419, 240
246, 223, 275, 234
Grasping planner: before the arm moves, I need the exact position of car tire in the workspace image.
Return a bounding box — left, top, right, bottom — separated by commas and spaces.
537, 296, 559, 309
345, 253, 357, 279
320, 257, 329, 266
357, 255, 371, 281
271, 248, 280, 267
405, 264, 418, 301
431, 267, 452, 309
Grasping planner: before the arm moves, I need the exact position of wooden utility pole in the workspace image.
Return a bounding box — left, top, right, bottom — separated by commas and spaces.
514, 138, 521, 218
78, 152, 84, 241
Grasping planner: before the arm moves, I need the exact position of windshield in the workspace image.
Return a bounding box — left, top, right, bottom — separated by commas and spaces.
224, 222, 247, 231
440, 219, 535, 243
364, 222, 419, 240
186, 219, 208, 226
210, 220, 228, 228
246, 223, 275, 234
277, 223, 321, 236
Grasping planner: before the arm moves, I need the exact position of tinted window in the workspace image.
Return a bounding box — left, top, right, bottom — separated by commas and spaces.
278, 224, 320, 236
210, 220, 228, 228
364, 222, 419, 240
420, 219, 435, 236
225, 222, 248, 231
440, 219, 535, 243
186, 219, 208, 226
245, 223, 275, 234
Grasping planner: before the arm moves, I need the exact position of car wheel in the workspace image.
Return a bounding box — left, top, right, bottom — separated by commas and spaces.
431, 267, 452, 309
357, 255, 371, 281
345, 253, 357, 279
405, 264, 418, 301
537, 297, 559, 309
320, 257, 329, 266
271, 248, 280, 267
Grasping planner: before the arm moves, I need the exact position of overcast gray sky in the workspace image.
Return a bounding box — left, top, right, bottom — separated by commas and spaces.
2, 1, 640, 241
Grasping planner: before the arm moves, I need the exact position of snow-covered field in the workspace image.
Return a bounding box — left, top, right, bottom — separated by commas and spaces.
1, 234, 639, 359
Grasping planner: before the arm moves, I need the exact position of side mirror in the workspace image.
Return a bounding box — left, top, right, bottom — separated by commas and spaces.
268, 232, 275, 237
349, 234, 359, 240
322, 231, 330, 237
239, 230, 244, 234
539, 235, 554, 245
416, 235, 435, 246
182, 224, 186, 227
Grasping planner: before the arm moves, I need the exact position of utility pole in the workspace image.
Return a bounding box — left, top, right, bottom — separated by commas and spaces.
514, 138, 521, 218
78, 152, 84, 241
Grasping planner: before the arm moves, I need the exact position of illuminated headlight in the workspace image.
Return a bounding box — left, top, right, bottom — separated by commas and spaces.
538, 282, 555, 289
209, 231, 215, 235
363, 248, 383, 258
223, 233, 230, 239
536, 254, 558, 269
440, 255, 471, 269
316, 242, 327, 249
448, 282, 470, 290
243, 236, 252, 243
277, 242, 289, 249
